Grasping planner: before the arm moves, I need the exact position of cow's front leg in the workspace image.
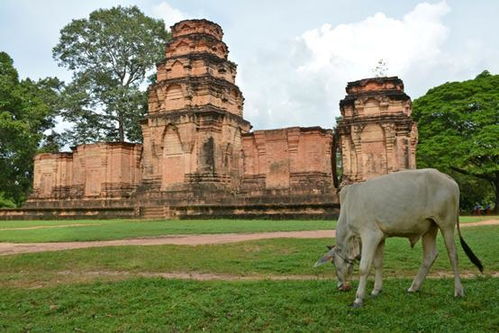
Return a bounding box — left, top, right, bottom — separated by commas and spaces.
352, 235, 383, 307
371, 240, 385, 297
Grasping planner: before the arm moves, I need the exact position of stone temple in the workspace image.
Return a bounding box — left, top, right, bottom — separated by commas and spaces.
5, 19, 417, 220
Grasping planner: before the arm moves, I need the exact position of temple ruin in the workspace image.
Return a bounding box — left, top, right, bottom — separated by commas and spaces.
2, 19, 417, 220
337, 77, 418, 182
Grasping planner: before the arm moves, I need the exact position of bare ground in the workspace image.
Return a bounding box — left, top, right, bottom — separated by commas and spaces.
55, 270, 498, 281
0, 219, 497, 256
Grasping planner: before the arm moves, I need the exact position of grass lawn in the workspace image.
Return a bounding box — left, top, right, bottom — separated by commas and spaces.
0, 226, 496, 288
1, 277, 498, 332
0, 225, 497, 332
460, 215, 498, 222
0, 219, 337, 243
0, 215, 496, 243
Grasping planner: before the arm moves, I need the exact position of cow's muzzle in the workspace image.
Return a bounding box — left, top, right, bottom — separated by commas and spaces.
337, 283, 352, 291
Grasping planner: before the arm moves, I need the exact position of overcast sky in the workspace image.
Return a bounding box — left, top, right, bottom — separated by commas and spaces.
1, 0, 498, 132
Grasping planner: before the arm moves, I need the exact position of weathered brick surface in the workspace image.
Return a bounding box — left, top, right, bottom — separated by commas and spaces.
26, 143, 142, 206
337, 77, 417, 183
241, 127, 333, 194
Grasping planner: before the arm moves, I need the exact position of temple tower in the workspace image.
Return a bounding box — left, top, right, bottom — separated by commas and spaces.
336, 77, 417, 183
141, 19, 251, 193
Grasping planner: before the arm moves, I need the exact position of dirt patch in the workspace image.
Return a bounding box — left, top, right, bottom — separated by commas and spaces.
461, 219, 499, 227
56, 270, 498, 281
4, 269, 495, 289
0, 219, 497, 256
0, 223, 100, 231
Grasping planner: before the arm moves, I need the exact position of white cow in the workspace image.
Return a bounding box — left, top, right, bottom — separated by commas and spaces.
315, 168, 483, 307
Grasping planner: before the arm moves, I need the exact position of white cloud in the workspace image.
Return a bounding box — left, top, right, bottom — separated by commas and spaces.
152, 2, 187, 28
298, 1, 450, 76
240, 1, 457, 130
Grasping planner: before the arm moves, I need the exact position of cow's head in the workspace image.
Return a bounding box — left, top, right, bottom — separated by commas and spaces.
314, 245, 354, 291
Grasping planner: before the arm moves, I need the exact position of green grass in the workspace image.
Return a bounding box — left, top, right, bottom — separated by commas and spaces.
460, 215, 498, 222
0, 226, 497, 332
1, 277, 497, 332
1, 226, 496, 288
0, 219, 337, 243
0, 215, 495, 243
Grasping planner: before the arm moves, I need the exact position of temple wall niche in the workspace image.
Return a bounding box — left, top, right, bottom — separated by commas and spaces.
170, 60, 184, 77
360, 124, 386, 179
162, 126, 185, 188
163, 84, 185, 110
361, 99, 379, 117
266, 135, 290, 189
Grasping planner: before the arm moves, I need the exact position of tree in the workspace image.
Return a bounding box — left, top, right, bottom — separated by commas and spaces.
0, 52, 62, 206
53, 6, 170, 145
413, 71, 499, 212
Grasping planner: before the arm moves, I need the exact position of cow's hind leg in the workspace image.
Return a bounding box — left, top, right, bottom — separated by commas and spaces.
353, 232, 384, 307
441, 227, 464, 297
408, 223, 438, 293
371, 240, 385, 297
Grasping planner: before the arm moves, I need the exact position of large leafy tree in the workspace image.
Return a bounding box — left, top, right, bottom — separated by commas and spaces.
0, 52, 62, 206
413, 71, 499, 212
53, 6, 169, 144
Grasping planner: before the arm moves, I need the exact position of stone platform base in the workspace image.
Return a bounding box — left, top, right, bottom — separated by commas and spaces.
141, 202, 339, 220
0, 207, 137, 220
1, 202, 338, 221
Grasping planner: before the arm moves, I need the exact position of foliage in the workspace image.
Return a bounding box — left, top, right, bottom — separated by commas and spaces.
0, 52, 62, 206
0, 192, 16, 208
413, 71, 499, 212
53, 6, 170, 145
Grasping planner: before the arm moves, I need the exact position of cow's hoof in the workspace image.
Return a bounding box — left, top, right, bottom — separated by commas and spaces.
407, 288, 419, 293
371, 290, 382, 297
350, 302, 363, 308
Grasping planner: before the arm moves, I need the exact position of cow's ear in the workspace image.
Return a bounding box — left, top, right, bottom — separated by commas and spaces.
314, 253, 334, 267
326, 245, 335, 250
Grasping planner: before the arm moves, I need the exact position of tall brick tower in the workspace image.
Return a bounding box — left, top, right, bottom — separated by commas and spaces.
141, 19, 251, 194
336, 77, 417, 183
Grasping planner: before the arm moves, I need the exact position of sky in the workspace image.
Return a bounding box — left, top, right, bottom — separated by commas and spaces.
1, 0, 498, 132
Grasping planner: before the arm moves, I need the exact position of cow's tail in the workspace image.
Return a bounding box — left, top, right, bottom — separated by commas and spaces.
457, 217, 484, 273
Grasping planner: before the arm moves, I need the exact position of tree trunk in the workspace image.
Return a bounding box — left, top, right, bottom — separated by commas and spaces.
118, 113, 125, 142
494, 173, 499, 214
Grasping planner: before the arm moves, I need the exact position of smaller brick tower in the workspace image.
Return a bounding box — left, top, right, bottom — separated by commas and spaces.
141, 19, 251, 195
336, 77, 417, 183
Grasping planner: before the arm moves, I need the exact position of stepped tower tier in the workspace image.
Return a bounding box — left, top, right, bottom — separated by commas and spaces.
336, 76, 418, 183
149, 19, 241, 116
142, 19, 251, 193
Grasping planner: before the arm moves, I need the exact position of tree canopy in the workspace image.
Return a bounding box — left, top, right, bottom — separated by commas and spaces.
413, 71, 499, 212
0, 52, 62, 206
53, 5, 170, 144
